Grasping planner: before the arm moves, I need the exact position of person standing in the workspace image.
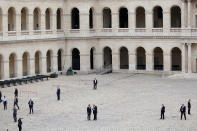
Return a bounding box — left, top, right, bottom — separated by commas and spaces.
56, 87, 61, 101
92, 105, 97, 120
87, 104, 92, 120
180, 104, 186, 120
0, 90, 2, 103
93, 78, 98, 89
28, 99, 34, 114
188, 99, 191, 115
160, 104, 165, 120
13, 106, 18, 122
14, 88, 18, 97
14, 96, 20, 109
3, 96, 7, 110
18, 118, 22, 131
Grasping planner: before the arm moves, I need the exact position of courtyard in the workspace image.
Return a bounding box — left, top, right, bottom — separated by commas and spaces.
0, 73, 197, 131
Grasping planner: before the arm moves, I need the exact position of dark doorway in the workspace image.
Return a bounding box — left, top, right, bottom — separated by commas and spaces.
154, 47, 163, 70
120, 47, 129, 69
71, 8, 80, 29
136, 47, 146, 70
119, 8, 128, 28
89, 8, 93, 29
72, 48, 80, 70
103, 47, 112, 67
58, 49, 62, 71
171, 47, 182, 71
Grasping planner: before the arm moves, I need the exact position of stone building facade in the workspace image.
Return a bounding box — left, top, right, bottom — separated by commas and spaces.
0, 0, 197, 79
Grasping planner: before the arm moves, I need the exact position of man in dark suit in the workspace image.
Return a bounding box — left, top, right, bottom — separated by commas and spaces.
93, 78, 98, 89
92, 105, 97, 120
14, 96, 19, 109
56, 87, 61, 101
13, 106, 17, 122
87, 104, 92, 120
14, 88, 18, 97
188, 99, 191, 115
18, 118, 23, 131
160, 104, 165, 120
180, 104, 186, 120
28, 99, 34, 114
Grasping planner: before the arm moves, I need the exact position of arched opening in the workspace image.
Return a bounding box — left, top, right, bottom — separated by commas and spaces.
57, 8, 62, 29
22, 52, 30, 76
171, 6, 181, 28
8, 7, 16, 31
171, 47, 182, 71
136, 7, 145, 28
21, 8, 28, 30
9, 53, 17, 78
120, 47, 129, 69
45, 8, 51, 30
33, 8, 41, 30
136, 47, 146, 70
153, 6, 163, 28
35, 51, 41, 74
57, 49, 63, 71
103, 47, 112, 68
0, 8, 2, 31
0, 55, 3, 79
90, 48, 95, 70
71, 8, 80, 29
103, 8, 112, 28
72, 48, 80, 70
46, 50, 53, 73
153, 47, 163, 70
89, 8, 93, 29
119, 8, 128, 28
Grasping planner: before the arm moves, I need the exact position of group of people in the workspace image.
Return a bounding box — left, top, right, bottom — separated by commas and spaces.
0, 88, 35, 131
160, 99, 192, 120
87, 104, 98, 120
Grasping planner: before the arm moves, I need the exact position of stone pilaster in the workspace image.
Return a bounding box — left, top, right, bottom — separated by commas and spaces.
129, 53, 136, 71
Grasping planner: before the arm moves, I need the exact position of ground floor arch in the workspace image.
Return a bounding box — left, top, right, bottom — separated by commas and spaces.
58, 49, 63, 71
35, 51, 42, 74
9, 53, 17, 78
120, 47, 129, 69
171, 47, 182, 71
72, 48, 80, 70
90, 48, 95, 70
136, 47, 146, 70
154, 47, 163, 70
103, 47, 112, 68
22, 52, 30, 76
46, 50, 53, 73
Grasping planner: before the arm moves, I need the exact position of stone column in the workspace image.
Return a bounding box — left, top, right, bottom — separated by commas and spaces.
112, 52, 119, 70
164, 53, 171, 72
52, 13, 57, 33
80, 12, 89, 35
163, 11, 170, 32
52, 55, 58, 72
16, 13, 21, 37
80, 53, 90, 71
181, 0, 186, 28
2, 60, 9, 79
94, 8, 102, 30
112, 12, 118, 30
3, 13, 8, 38
146, 53, 153, 71
188, 0, 192, 28
16, 59, 22, 77
64, 13, 70, 34
29, 57, 35, 76
41, 13, 45, 34
129, 11, 135, 30
129, 53, 136, 71
94, 52, 103, 70
64, 54, 71, 70
182, 43, 186, 73
28, 13, 33, 35
187, 43, 192, 73
146, 11, 152, 32
41, 56, 47, 74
